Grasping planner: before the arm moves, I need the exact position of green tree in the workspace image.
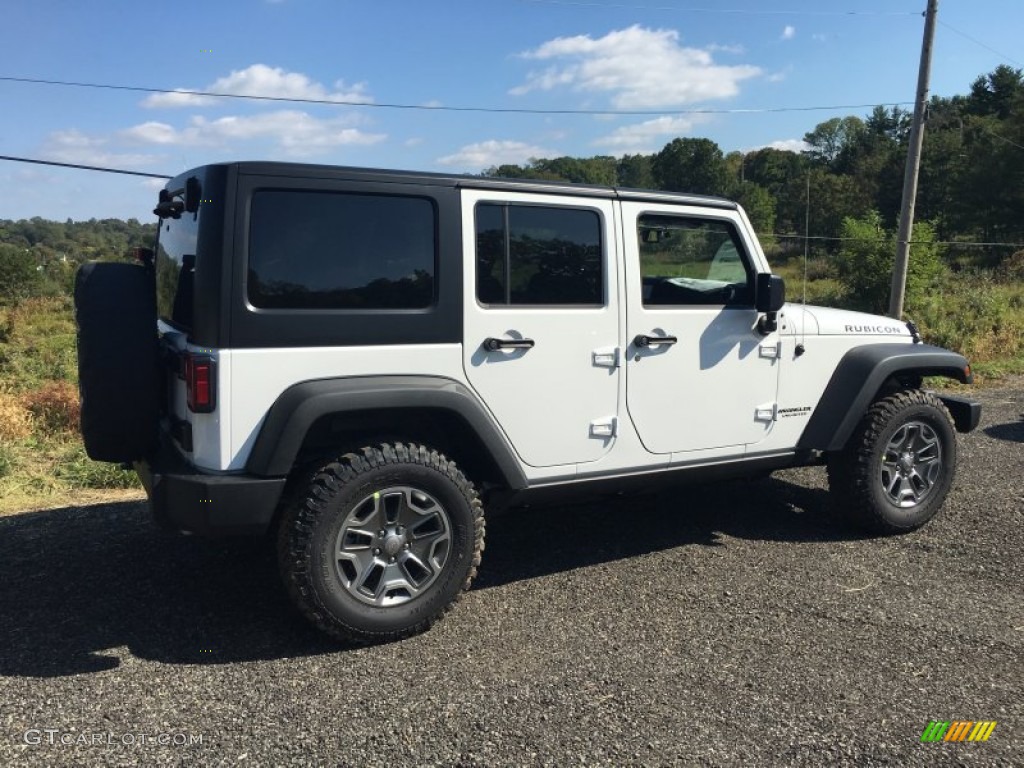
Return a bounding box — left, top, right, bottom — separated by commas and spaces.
803, 116, 866, 170
616, 154, 655, 189
835, 211, 944, 314
652, 138, 728, 196
732, 183, 776, 235
0, 244, 42, 303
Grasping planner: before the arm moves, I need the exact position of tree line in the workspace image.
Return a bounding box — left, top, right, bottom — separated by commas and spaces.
485, 65, 1024, 263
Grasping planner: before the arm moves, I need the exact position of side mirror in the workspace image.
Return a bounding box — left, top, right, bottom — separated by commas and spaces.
755, 274, 785, 334
756, 273, 786, 314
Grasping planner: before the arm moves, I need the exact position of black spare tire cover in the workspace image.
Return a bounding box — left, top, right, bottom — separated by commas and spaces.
74, 262, 160, 462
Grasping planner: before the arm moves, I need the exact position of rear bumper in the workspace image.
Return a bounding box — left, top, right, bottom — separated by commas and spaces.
134, 439, 286, 536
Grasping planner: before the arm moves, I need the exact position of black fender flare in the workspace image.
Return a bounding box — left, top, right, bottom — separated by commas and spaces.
245, 375, 528, 489
797, 343, 973, 453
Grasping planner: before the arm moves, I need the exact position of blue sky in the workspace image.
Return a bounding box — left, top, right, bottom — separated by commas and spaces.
1, 0, 1020, 221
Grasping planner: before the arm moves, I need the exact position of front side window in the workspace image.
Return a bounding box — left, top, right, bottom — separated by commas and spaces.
638, 214, 753, 307
248, 190, 435, 310
475, 203, 603, 306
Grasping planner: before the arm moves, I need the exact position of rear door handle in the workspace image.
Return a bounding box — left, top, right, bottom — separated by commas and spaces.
483, 337, 535, 351
634, 334, 677, 348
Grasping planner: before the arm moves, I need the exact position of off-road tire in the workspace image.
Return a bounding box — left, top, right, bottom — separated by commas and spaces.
277, 442, 485, 644
827, 389, 957, 534
74, 261, 160, 462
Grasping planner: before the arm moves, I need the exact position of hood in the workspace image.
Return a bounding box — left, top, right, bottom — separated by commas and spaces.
797, 305, 913, 339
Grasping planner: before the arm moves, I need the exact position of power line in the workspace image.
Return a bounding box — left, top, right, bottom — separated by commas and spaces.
0, 154, 172, 179
761, 233, 1024, 248
0, 75, 914, 117
519, 1, 919, 15
937, 20, 1023, 68
982, 126, 1024, 152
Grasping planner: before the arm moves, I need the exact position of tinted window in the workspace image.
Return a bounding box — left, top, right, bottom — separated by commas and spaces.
248, 190, 435, 309
638, 214, 752, 307
475, 203, 603, 306
156, 210, 199, 330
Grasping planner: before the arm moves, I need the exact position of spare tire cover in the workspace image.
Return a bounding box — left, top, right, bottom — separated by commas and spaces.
74, 262, 160, 462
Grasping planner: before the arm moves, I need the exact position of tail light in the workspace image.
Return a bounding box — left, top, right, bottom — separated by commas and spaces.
183, 353, 216, 413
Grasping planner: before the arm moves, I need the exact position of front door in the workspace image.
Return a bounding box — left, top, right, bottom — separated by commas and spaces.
622, 202, 781, 455
462, 190, 619, 468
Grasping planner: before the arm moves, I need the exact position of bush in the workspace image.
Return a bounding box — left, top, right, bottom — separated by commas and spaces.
911, 271, 1024, 363
998, 249, 1024, 282
0, 389, 33, 439
23, 381, 81, 435
0, 244, 43, 303
835, 212, 945, 314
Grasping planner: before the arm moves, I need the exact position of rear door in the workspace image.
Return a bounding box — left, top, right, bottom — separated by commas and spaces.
461, 191, 620, 468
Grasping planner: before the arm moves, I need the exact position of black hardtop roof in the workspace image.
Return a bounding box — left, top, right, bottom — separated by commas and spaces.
174, 160, 738, 210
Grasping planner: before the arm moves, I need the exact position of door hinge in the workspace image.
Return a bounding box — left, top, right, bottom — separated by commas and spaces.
755, 402, 778, 422
590, 417, 618, 438
592, 347, 620, 368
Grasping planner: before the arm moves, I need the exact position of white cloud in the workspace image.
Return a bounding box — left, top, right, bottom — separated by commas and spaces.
121, 111, 385, 156
437, 140, 556, 169
748, 139, 810, 154
781, 25, 796, 40
41, 129, 162, 168
121, 121, 179, 145
142, 64, 373, 108
812, 33, 827, 43
593, 115, 706, 154
707, 43, 745, 55
511, 25, 761, 109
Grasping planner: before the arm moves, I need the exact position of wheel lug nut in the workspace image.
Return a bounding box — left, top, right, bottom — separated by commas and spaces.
373, 548, 380, 555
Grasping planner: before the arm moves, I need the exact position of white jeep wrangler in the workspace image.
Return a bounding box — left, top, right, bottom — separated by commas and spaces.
74, 162, 981, 643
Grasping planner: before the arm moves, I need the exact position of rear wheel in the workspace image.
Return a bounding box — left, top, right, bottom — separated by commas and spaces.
277, 442, 484, 643
827, 390, 957, 534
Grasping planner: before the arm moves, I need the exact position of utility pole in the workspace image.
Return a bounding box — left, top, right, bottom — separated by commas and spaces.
889, 0, 939, 319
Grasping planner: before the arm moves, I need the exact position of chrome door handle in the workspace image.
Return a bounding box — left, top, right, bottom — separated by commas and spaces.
634, 334, 677, 348
483, 337, 535, 351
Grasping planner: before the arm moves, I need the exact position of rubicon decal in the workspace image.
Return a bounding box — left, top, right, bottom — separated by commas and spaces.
844, 324, 905, 334
920, 720, 997, 742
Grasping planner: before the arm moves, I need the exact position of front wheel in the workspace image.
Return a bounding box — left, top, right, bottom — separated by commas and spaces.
827, 390, 957, 534
277, 443, 484, 643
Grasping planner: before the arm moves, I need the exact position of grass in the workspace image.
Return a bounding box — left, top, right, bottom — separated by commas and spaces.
0, 297, 142, 514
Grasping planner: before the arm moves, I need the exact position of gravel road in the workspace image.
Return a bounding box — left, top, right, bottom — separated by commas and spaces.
1, 380, 1021, 767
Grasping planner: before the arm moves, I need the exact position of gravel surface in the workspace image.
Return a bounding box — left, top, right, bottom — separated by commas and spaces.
1, 381, 1021, 767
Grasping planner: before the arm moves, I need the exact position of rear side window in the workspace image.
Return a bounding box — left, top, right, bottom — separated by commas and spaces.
248, 190, 436, 309
156, 211, 199, 331
475, 203, 603, 306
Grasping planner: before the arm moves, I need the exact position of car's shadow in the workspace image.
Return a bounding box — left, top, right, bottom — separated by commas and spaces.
983, 417, 1024, 443
0, 474, 858, 677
